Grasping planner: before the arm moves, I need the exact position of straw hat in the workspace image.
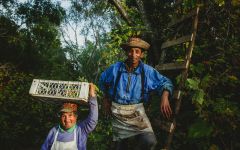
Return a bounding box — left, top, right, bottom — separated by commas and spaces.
121, 37, 150, 51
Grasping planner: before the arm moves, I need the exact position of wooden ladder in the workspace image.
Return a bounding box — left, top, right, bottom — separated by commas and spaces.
154, 1, 200, 149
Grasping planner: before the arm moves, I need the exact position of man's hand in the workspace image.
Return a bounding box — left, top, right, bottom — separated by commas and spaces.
160, 90, 172, 119
103, 96, 112, 118
89, 83, 96, 98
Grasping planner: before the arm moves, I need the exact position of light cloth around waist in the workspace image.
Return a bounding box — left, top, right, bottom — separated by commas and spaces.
111, 102, 144, 115
111, 102, 153, 141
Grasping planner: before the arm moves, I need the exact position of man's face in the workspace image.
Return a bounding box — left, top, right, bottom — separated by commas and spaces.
126, 47, 144, 67
60, 112, 77, 130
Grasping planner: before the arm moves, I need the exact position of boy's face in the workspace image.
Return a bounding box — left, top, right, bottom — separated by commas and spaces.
60, 112, 77, 130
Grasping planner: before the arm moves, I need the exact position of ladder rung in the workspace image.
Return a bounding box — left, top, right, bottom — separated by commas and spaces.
156, 61, 188, 71
153, 119, 175, 133
173, 90, 181, 100
161, 34, 193, 49
168, 7, 199, 27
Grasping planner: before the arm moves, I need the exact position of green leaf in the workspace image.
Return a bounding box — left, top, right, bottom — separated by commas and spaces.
228, 75, 238, 81
192, 89, 205, 105
215, 0, 225, 6
188, 120, 213, 139
200, 74, 212, 89
190, 63, 205, 75
186, 78, 200, 90
213, 98, 239, 117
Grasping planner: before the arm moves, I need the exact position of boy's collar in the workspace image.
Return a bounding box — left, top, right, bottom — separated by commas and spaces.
59, 124, 76, 133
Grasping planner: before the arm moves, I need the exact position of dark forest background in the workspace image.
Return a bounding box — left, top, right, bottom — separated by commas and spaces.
0, 0, 239, 149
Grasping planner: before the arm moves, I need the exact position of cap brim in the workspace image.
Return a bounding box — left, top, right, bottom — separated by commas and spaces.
60, 108, 73, 113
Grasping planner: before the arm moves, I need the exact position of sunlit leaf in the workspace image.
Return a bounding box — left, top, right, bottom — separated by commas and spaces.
186, 78, 200, 90
192, 89, 205, 105
228, 75, 238, 81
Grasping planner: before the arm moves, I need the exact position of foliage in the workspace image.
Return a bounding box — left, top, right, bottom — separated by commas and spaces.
0, 1, 77, 149
174, 1, 240, 149
0, 0, 76, 79
121, 0, 240, 149
88, 119, 113, 150
0, 0, 239, 150
0, 65, 58, 149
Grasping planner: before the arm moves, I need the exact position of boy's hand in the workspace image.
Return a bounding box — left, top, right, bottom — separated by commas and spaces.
89, 83, 96, 98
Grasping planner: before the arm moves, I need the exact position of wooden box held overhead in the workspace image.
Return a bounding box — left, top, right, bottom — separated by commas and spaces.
29, 79, 89, 103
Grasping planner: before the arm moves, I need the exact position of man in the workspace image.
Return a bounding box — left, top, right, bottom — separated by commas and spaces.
99, 37, 173, 150
41, 83, 98, 150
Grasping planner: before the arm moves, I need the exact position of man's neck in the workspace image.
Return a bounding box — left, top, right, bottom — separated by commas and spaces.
125, 61, 140, 72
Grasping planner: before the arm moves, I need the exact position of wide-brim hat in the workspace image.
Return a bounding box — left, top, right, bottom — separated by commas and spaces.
121, 37, 150, 51
60, 103, 78, 113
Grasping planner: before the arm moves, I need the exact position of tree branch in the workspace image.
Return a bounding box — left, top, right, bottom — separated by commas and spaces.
109, 0, 132, 25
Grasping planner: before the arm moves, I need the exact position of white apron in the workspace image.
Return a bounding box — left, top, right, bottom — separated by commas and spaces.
111, 102, 154, 141
51, 128, 78, 150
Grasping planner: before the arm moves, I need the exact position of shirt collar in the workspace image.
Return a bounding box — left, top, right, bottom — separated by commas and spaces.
59, 124, 76, 133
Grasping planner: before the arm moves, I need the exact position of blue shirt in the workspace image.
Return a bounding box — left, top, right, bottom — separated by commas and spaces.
99, 61, 173, 104
41, 97, 98, 150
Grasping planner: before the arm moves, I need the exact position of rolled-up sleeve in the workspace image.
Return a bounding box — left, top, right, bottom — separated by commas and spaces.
146, 66, 174, 97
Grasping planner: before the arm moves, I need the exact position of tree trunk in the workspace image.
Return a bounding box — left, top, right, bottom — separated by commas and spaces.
135, 0, 159, 65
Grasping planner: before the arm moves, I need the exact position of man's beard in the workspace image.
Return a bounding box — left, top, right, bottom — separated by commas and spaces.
126, 58, 139, 66
126, 58, 134, 65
